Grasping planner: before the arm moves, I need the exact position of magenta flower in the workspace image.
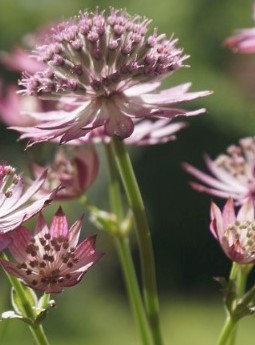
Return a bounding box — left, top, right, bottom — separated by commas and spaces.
0, 208, 103, 293
183, 137, 255, 205
225, 3, 255, 53
15, 8, 210, 145
0, 163, 60, 235
31, 146, 99, 200
210, 198, 255, 263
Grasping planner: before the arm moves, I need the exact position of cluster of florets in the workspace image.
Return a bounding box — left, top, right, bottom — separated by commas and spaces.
183, 137, 255, 204
20, 8, 186, 99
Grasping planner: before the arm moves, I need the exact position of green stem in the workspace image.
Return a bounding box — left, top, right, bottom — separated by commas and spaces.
105, 143, 152, 345
111, 137, 164, 345
217, 316, 236, 345
217, 263, 251, 345
2, 256, 50, 345
114, 237, 153, 345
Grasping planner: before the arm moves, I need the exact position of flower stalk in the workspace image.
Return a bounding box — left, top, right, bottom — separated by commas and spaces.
3, 261, 50, 345
105, 143, 152, 345
111, 136, 164, 345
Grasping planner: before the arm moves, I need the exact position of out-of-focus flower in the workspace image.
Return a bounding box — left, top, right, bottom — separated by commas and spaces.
31, 146, 99, 200
183, 137, 255, 205
0, 208, 103, 293
0, 163, 60, 235
0, 47, 44, 74
210, 198, 255, 263
15, 8, 210, 146
0, 83, 39, 126
225, 3, 255, 53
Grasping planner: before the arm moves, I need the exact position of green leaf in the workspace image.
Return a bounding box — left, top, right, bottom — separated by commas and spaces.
11, 285, 38, 318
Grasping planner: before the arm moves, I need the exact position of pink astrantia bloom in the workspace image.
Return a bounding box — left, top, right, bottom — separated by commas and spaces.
0, 163, 60, 235
210, 198, 255, 263
31, 146, 99, 200
15, 8, 210, 145
225, 3, 255, 53
0, 208, 103, 293
183, 137, 255, 205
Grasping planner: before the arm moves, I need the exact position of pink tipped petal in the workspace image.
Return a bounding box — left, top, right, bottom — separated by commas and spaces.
210, 202, 224, 239
237, 198, 254, 222
222, 198, 236, 230
50, 207, 68, 237
8, 226, 34, 261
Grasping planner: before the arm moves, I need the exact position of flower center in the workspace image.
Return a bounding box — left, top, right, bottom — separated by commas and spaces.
18, 233, 79, 287
226, 220, 255, 254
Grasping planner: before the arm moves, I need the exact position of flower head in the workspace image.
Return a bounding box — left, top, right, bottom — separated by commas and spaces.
16, 8, 210, 145
210, 198, 255, 263
183, 137, 255, 205
225, 3, 255, 53
0, 163, 60, 235
0, 208, 103, 293
31, 146, 99, 200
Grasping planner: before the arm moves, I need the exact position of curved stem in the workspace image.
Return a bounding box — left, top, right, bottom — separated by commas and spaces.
110, 137, 164, 345
217, 316, 236, 345
2, 255, 50, 345
217, 262, 251, 345
105, 143, 152, 345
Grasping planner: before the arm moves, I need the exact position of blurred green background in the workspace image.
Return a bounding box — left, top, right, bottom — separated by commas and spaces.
1, 0, 255, 344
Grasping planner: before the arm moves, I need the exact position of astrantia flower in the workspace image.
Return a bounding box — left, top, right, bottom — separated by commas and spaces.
0, 208, 103, 293
0, 163, 60, 235
225, 3, 255, 53
183, 137, 255, 205
210, 198, 255, 263
15, 8, 210, 145
31, 146, 99, 200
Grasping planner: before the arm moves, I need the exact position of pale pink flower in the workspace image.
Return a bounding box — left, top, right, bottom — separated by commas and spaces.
210, 198, 255, 263
0, 83, 39, 126
0, 208, 103, 293
31, 146, 99, 200
0, 46, 43, 74
15, 8, 210, 145
225, 3, 255, 53
183, 137, 255, 205
0, 163, 60, 235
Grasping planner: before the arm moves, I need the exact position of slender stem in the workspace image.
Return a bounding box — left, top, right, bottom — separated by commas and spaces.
111, 137, 164, 345
2, 255, 50, 345
105, 143, 152, 345
217, 262, 251, 345
29, 325, 50, 345
114, 237, 153, 345
217, 316, 236, 345
228, 264, 249, 345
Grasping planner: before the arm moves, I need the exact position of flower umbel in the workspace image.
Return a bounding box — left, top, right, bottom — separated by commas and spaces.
0, 208, 103, 293
210, 198, 255, 263
183, 137, 255, 205
31, 146, 99, 200
225, 3, 255, 53
0, 163, 60, 236
16, 8, 210, 145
